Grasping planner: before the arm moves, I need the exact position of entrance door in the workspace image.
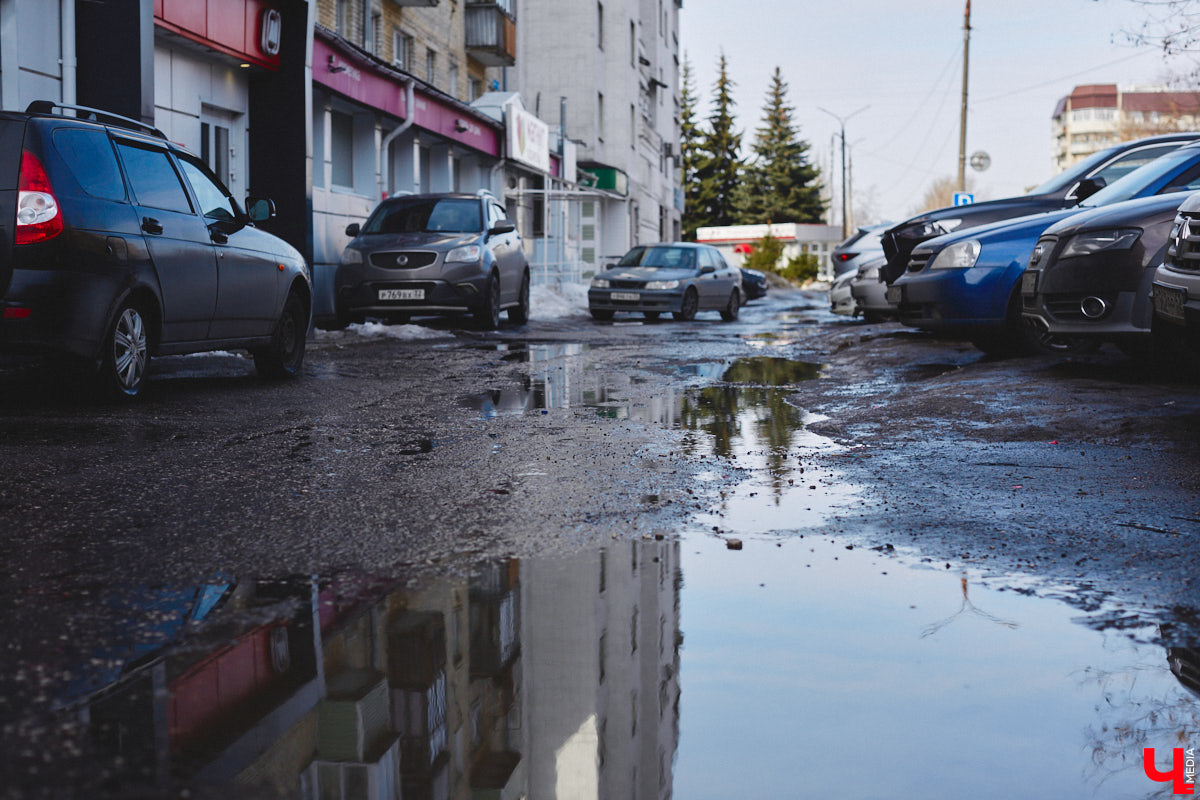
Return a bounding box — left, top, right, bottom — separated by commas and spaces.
200, 106, 245, 203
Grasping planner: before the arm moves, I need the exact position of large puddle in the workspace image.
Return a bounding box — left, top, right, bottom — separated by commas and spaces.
3, 352, 1198, 797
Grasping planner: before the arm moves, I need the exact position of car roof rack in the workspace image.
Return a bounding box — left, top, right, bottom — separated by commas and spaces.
24, 101, 167, 140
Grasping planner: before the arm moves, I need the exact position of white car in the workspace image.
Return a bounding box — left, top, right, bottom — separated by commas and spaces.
850, 255, 896, 323
830, 269, 858, 316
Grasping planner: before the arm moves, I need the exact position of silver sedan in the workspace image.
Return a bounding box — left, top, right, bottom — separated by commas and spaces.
588, 243, 744, 322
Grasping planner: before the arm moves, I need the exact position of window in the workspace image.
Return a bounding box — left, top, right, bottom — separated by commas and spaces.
199, 121, 230, 187
52, 129, 125, 201
630, 104, 636, 149
598, 92, 605, 142
114, 142, 192, 213
426, 48, 437, 85
367, 9, 381, 55
393, 29, 413, 71
597, 2, 604, 50
469, 77, 483, 101
447, 60, 459, 97
178, 156, 237, 221
330, 110, 354, 189
336, 0, 352, 40
363, 197, 482, 234
630, 21, 636, 67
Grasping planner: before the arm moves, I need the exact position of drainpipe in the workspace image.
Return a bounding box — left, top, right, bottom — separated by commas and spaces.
60, 0, 76, 105
378, 77, 416, 201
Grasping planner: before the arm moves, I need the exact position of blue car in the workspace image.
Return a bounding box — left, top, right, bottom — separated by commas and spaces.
890, 141, 1200, 354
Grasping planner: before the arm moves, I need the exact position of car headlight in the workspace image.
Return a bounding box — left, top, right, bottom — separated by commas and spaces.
340, 248, 362, 265
592, 278, 611, 288
446, 245, 482, 264
1060, 228, 1141, 259
644, 280, 679, 290
929, 239, 982, 270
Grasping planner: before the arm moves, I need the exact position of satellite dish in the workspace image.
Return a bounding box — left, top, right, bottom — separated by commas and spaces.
970, 151, 991, 172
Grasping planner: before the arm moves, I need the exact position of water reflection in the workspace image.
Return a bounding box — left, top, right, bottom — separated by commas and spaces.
7, 540, 681, 798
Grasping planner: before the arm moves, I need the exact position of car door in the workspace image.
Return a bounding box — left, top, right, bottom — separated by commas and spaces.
488, 200, 521, 303
176, 155, 280, 339
697, 247, 727, 307
113, 138, 217, 343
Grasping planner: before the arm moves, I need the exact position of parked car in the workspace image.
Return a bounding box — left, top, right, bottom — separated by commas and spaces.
1020, 192, 1191, 354
880, 132, 1200, 284
891, 140, 1200, 354
588, 243, 742, 321
829, 269, 857, 317
0, 101, 310, 398
335, 192, 530, 330
831, 223, 888, 278
850, 255, 895, 323
1150, 192, 1200, 358
740, 267, 769, 301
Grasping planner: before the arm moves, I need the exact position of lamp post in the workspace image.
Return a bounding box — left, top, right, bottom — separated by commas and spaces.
818, 105, 869, 239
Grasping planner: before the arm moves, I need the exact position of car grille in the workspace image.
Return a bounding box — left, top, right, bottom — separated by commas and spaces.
1167, 213, 1200, 272
610, 279, 646, 289
907, 250, 934, 273
369, 251, 438, 269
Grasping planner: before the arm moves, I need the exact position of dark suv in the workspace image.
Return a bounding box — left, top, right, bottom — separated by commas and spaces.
0, 101, 311, 397
334, 192, 530, 330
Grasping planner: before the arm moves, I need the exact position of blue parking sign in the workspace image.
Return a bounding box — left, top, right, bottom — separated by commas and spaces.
953, 192, 975, 206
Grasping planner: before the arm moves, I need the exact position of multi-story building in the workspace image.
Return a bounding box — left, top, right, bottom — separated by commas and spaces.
514, 0, 684, 271
1052, 83, 1200, 171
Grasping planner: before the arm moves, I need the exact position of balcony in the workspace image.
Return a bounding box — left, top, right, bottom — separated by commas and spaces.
465, 2, 516, 67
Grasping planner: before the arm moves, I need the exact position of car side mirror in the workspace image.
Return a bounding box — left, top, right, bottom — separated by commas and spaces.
489, 221, 516, 237
345, 222, 361, 237
1073, 176, 1107, 201
245, 196, 275, 222
699, 264, 716, 275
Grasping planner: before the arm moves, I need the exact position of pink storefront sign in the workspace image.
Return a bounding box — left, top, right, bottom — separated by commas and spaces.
313, 36, 501, 157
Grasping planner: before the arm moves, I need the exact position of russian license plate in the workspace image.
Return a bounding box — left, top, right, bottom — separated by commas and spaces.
886, 285, 903, 305
378, 288, 424, 301
1021, 271, 1038, 295
1153, 283, 1187, 322
611, 292, 640, 301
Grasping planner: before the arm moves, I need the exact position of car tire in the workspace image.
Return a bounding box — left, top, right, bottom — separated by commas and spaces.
674, 287, 699, 321
720, 288, 740, 321
100, 301, 150, 399
590, 308, 614, 321
254, 289, 307, 379
475, 272, 501, 330
508, 271, 530, 324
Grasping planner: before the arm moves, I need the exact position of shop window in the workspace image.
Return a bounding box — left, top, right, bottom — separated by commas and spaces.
330, 111, 354, 189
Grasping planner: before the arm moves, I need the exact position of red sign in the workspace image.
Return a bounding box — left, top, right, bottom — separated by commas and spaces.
1145, 748, 1196, 794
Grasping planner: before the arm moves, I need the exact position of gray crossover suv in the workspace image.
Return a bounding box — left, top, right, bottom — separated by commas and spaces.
335, 192, 531, 329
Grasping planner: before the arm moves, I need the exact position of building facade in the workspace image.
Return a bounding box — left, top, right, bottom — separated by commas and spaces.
1052, 83, 1200, 171
696, 222, 843, 280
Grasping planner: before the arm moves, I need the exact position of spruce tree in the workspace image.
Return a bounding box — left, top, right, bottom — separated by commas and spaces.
693, 53, 743, 230
736, 67, 824, 224
680, 56, 706, 240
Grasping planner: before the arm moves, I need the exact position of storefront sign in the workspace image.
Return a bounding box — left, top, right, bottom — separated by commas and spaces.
154, 0, 282, 70
260, 8, 281, 56
507, 105, 550, 173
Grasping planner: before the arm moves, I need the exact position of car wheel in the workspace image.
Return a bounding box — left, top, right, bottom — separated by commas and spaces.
475, 272, 501, 330
100, 301, 150, 398
508, 271, 530, 324
674, 287, 699, 321
254, 289, 307, 379
720, 288, 740, 321
590, 308, 614, 321
643, 311, 661, 321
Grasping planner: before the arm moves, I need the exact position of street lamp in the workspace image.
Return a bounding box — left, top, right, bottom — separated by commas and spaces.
818, 105, 869, 239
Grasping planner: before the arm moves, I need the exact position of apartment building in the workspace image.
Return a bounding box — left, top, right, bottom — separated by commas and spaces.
1052, 83, 1200, 171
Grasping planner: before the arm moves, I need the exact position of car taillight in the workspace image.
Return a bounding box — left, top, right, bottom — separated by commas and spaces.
15, 150, 62, 245
837, 252, 857, 262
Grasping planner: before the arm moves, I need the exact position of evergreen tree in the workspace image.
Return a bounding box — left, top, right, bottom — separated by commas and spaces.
735, 67, 824, 224
693, 53, 743, 230
680, 56, 706, 240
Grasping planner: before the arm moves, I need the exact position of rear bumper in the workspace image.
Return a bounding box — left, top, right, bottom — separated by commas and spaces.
0, 267, 120, 362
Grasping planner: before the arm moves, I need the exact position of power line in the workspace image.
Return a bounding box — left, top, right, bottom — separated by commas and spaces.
974, 49, 1154, 104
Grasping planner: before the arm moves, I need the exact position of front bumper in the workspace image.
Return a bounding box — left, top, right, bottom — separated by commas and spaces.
1021, 268, 1151, 338
588, 287, 684, 314
893, 263, 1017, 331
1151, 264, 1200, 330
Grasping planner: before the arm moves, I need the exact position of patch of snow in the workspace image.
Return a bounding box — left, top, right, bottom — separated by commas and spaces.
530, 281, 589, 320
314, 322, 447, 341
181, 350, 243, 358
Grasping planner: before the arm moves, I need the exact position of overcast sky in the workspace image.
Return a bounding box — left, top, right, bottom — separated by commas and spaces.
679, 0, 1195, 226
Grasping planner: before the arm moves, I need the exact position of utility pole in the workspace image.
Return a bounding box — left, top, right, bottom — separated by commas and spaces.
957, 0, 972, 192
818, 105, 868, 239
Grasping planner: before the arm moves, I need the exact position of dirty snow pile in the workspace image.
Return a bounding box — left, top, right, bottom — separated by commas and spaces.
530, 281, 589, 319
315, 322, 446, 342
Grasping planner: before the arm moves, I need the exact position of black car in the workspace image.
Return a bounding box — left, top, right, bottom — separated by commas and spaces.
739, 267, 768, 301
334, 192, 530, 330
880, 133, 1200, 284
1020, 192, 1191, 352
0, 101, 311, 398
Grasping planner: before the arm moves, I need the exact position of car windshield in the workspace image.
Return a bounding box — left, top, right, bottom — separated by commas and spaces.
1080, 146, 1200, 207
617, 246, 697, 269
362, 198, 482, 234
1027, 146, 1120, 195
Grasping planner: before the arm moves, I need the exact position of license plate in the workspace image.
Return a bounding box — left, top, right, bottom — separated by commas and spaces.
1021, 271, 1038, 295
611, 292, 640, 301
1153, 283, 1187, 322
378, 289, 424, 301
886, 285, 903, 305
